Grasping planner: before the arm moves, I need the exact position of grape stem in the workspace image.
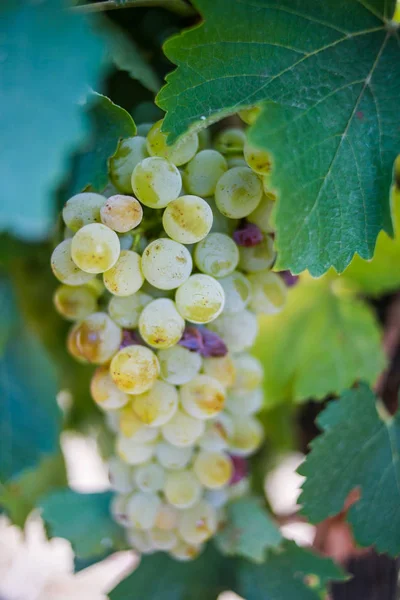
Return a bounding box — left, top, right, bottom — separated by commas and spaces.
71, 0, 195, 17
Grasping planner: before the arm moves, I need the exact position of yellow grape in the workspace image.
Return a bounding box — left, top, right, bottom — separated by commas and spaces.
71, 223, 121, 274
51, 239, 94, 286
110, 344, 160, 395
133, 380, 179, 427
139, 298, 185, 349
162, 195, 213, 244
100, 194, 143, 233
53, 284, 97, 321
90, 365, 129, 410
193, 450, 233, 489
202, 355, 236, 388
103, 250, 144, 297
180, 375, 226, 420
146, 119, 198, 166
175, 274, 225, 324
74, 312, 122, 364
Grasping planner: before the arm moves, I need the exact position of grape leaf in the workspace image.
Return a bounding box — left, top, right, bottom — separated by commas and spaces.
110, 542, 346, 600
0, 0, 107, 240
298, 384, 400, 555
252, 276, 385, 405
0, 454, 66, 527
40, 489, 123, 559
157, 0, 400, 275
63, 93, 136, 200
215, 497, 282, 562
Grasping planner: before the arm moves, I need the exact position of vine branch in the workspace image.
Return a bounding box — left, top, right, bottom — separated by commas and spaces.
71, 0, 195, 17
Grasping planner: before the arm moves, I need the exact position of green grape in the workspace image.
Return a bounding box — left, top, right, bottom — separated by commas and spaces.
149, 528, 177, 551
238, 105, 262, 125
164, 470, 202, 508
208, 309, 258, 353
215, 167, 262, 219
109, 137, 148, 193
232, 354, 263, 391
244, 140, 273, 175
158, 345, 202, 386
71, 223, 121, 274
238, 236, 275, 272
141, 238, 192, 290
175, 274, 225, 324
202, 355, 236, 388
74, 312, 122, 364
134, 463, 166, 493
133, 380, 179, 427
197, 128, 211, 150
103, 250, 144, 296
155, 502, 179, 530
226, 155, 247, 168
100, 194, 143, 233
118, 405, 159, 442
90, 365, 129, 410
180, 375, 226, 420
155, 441, 193, 470
218, 271, 252, 313
110, 345, 160, 395
228, 415, 264, 456
108, 291, 152, 328
116, 437, 156, 466
62, 192, 106, 232
108, 457, 134, 494
193, 450, 233, 489
183, 150, 227, 197
162, 409, 205, 447
85, 277, 106, 298
53, 284, 97, 321
126, 492, 161, 529
214, 128, 246, 155
178, 499, 217, 544
146, 119, 198, 166
226, 388, 263, 416
132, 157, 182, 209
162, 195, 213, 244
194, 233, 239, 278
248, 271, 287, 314
199, 412, 234, 452
247, 194, 275, 233
51, 239, 94, 286
169, 541, 204, 561
139, 298, 185, 349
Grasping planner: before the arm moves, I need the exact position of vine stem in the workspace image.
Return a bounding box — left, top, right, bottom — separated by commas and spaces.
71, 0, 195, 17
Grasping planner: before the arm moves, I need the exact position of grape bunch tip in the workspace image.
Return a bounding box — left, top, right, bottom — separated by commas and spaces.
51, 114, 289, 561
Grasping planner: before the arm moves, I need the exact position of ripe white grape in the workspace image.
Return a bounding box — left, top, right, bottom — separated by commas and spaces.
116, 437, 156, 465
62, 192, 106, 232
175, 274, 225, 324
132, 156, 182, 208
202, 355, 236, 388
243, 140, 273, 175
162, 195, 213, 244
162, 410, 205, 447
248, 271, 287, 314
155, 502, 179, 531
208, 309, 258, 353
139, 298, 185, 349
134, 463, 166, 493
183, 149, 227, 197
218, 271, 252, 314
214, 128, 246, 155
229, 415, 264, 456
199, 412, 234, 452
103, 250, 144, 296
164, 470, 202, 508
119, 404, 160, 442
109, 136, 148, 193
226, 155, 247, 168
133, 380, 179, 427
100, 194, 143, 233
108, 291, 152, 328
141, 238, 192, 290
232, 354, 263, 391
247, 195, 275, 233
194, 233, 239, 278
126, 492, 161, 530
148, 528, 177, 551
110, 345, 160, 395
207, 197, 238, 235
71, 223, 121, 274
51, 239, 95, 286
155, 441, 193, 470
108, 457, 134, 494
91, 365, 129, 410
193, 450, 233, 489
158, 345, 202, 385
84, 277, 106, 298
169, 541, 204, 561
111, 494, 131, 528
75, 312, 122, 364
67, 323, 88, 363
178, 500, 217, 544
226, 388, 263, 416
126, 529, 154, 554
215, 167, 262, 219
53, 284, 97, 321
239, 236, 276, 272
146, 120, 198, 166
180, 375, 226, 420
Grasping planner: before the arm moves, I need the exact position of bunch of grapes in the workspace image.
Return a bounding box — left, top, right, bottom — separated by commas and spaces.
51, 115, 288, 560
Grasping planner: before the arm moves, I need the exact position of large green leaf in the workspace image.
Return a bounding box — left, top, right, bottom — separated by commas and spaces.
299, 384, 400, 555
0, 0, 107, 239
110, 542, 345, 600
252, 276, 386, 405
40, 489, 122, 559
158, 0, 400, 275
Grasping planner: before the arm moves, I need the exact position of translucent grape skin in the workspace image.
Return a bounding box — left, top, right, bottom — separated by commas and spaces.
146, 119, 199, 166
116, 437, 156, 465
71, 223, 121, 274
158, 345, 202, 385
100, 194, 143, 233
118, 405, 159, 442
193, 450, 233, 489
248, 271, 288, 314
183, 149, 227, 197
164, 470, 202, 508
232, 354, 264, 391
53, 284, 97, 321
74, 312, 122, 364
175, 274, 225, 324
162, 410, 205, 447
178, 500, 217, 544
110, 344, 160, 395
215, 167, 262, 219
133, 380, 179, 427
194, 233, 239, 278
155, 441, 193, 470
202, 355, 236, 388
62, 192, 106, 232
103, 250, 144, 297
138, 298, 185, 349
208, 309, 258, 354
141, 238, 192, 291
162, 195, 213, 244
239, 235, 276, 272
109, 136, 148, 193
126, 492, 161, 529
108, 291, 152, 328
51, 239, 94, 286
214, 128, 246, 155
218, 271, 252, 314
180, 374, 226, 420
134, 463, 166, 493
132, 156, 182, 209
90, 365, 129, 410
